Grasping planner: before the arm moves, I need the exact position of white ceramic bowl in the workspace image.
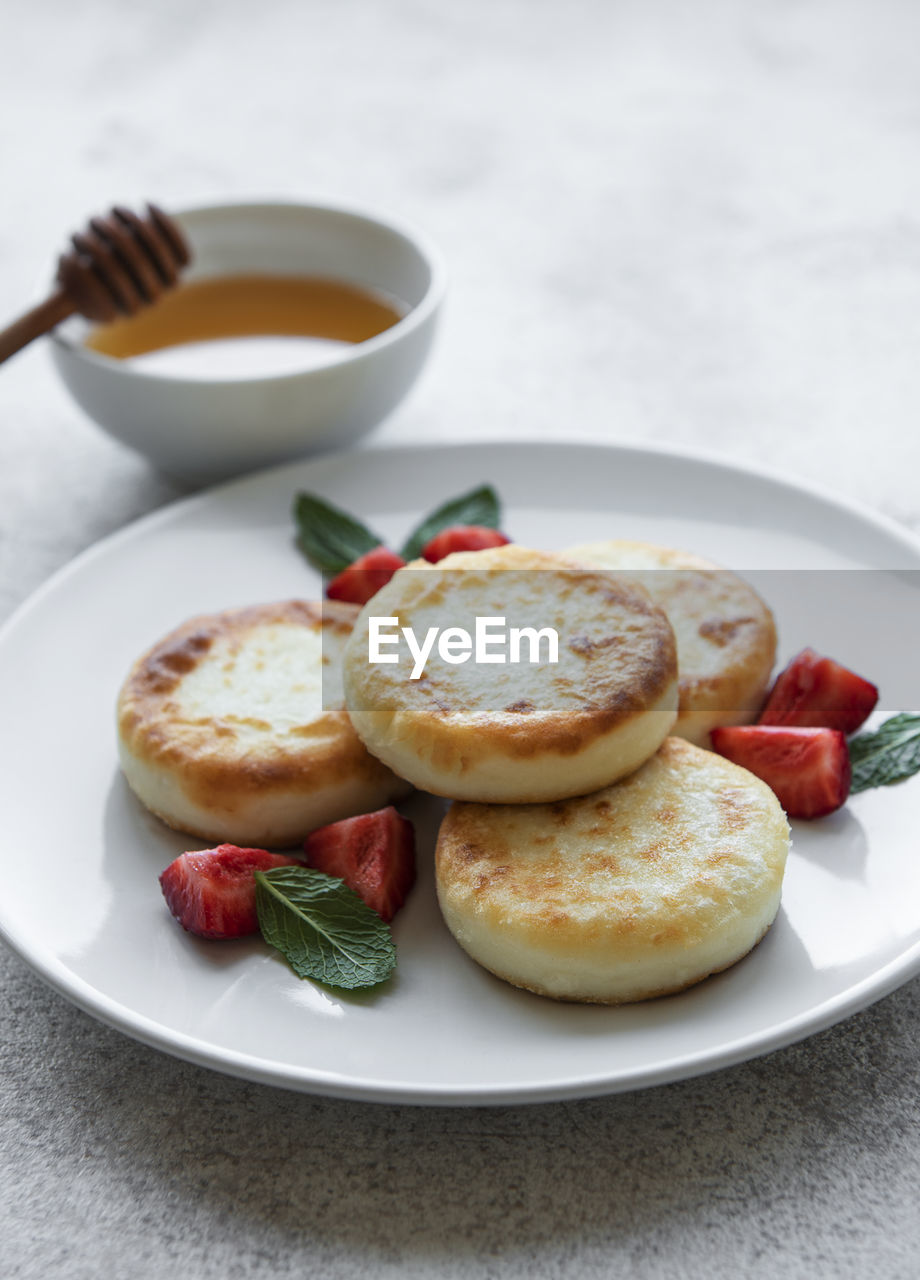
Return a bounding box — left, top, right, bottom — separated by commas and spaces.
50, 200, 446, 482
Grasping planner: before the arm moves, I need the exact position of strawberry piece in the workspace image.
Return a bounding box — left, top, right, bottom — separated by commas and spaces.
758, 647, 878, 734
302, 806, 416, 921
159, 845, 301, 939
421, 525, 511, 563
326, 547, 405, 606
710, 725, 851, 819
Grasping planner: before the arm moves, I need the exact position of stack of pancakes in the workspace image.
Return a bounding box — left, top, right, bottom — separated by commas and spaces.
343, 542, 788, 1004
117, 540, 789, 1005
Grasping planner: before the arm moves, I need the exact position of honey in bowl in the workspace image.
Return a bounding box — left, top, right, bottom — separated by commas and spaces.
84, 274, 407, 379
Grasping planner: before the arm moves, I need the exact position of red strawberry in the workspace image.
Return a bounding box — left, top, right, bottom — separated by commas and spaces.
159, 845, 301, 939
421, 525, 511, 562
710, 725, 851, 819
326, 547, 405, 606
302, 806, 416, 922
758, 647, 878, 734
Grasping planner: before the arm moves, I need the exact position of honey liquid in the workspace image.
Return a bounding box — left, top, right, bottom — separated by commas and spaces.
84, 274, 406, 379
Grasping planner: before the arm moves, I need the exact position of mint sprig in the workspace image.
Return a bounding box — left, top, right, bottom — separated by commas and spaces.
849, 713, 920, 794
293, 483, 504, 573
255, 866, 395, 989
292, 493, 382, 574
399, 484, 501, 561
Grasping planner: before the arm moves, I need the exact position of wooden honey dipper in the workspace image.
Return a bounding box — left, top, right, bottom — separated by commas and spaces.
0, 203, 191, 365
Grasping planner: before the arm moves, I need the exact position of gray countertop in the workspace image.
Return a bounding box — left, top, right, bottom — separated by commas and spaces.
2, 2, 920, 1275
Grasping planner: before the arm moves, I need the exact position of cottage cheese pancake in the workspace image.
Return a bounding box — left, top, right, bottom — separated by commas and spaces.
436, 737, 790, 1004
343, 545, 679, 803
565, 540, 776, 745
117, 599, 411, 847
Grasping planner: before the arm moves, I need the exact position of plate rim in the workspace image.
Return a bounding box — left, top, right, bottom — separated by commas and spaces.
5, 435, 920, 639
7, 923, 919, 1106
2, 436, 920, 1106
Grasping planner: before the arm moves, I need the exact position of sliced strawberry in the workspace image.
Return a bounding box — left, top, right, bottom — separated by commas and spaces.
421, 525, 511, 562
159, 845, 301, 939
326, 547, 405, 606
758, 647, 878, 734
302, 806, 416, 922
711, 724, 851, 819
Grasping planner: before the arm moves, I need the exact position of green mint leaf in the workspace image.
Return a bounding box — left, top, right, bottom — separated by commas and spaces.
849, 713, 920, 793
255, 866, 395, 990
292, 492, 381, 574
399, 484, 502, 561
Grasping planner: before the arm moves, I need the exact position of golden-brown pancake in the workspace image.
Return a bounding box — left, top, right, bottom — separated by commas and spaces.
436, 737, 790, 1003
343, 545, 679, 803
117, 599, 411, 847
565, 539, 776, 745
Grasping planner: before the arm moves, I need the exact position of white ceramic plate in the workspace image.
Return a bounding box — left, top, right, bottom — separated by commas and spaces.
2, 441, 920, 1105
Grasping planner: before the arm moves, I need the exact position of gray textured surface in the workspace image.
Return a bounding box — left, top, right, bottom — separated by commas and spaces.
3, 1, 920, 1275
3, 957, 920, 1279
